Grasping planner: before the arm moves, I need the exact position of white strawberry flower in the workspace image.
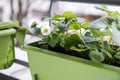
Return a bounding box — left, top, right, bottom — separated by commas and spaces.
41, 26, 51, 36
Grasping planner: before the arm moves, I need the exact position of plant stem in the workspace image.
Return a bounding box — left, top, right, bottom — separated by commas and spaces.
79, 29, 89, 50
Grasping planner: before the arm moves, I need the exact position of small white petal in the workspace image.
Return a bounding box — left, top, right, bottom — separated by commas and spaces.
41, 26, 51, 36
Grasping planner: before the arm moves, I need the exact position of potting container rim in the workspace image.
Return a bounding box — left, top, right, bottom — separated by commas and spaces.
0, 28, 16, 37
23, 42, 120, 73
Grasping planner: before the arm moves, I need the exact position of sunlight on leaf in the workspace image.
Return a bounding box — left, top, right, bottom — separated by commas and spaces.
52, 14, 63, 20
63, 11, 77, 20
69, 23, 81, 30
102, 4, 108, 9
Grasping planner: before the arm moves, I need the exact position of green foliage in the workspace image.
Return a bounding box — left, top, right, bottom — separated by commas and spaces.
111, 21, 120, 45
63, 11, 77, 20
83, 36, 100, 43
95, 4, 120, 17
24, 5, 120, 66
116, 16, 120, 30
114, 51, 120, 60
89, 17, 114, 29
64, 34, 80, 50
111, 11, 120, 18
16, 27, 26, 46
82, 22, 90, 29
28, 22, 41, 35
89, 28, 104, 37
95, 5, 112, 16
52, 14, 63, 20
89, 49, 105, 62
101, 48, 112, 59
57, 23, 67, 32
31, 21, 37, 28
69, 23, 81, 30
101, 4, 108, 9
48, 34, 60, 47
28, 27, 40, 35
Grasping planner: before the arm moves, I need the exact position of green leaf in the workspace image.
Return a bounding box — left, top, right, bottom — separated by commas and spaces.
95, 6, 111, 15
84, 32, 91, 37
89, 17, 114, 29
89, 49, 105, 62
52, 14, 63, 20
117, 16, 120, 30
28, 27, 40, 35
64, 34, 80, 50
83, 36, 100, 43
78, 44, 85, 49
111, 11, 120, 18
40, 45, 49, 49
101, 49, 112, 59
31, 21, 37, 28
63, 11, 77, 19
71, 46, 88, 52
51, 20, 60, 26
82, 22, 90, 29
69, 23, 81, 30
77, 18, 85, 23
114, 51, 120, 60
111, 21, 120, 45
48, 34, 60, 47
101, 26, 112, 36
41, 16, 50, 21
38, 41, 47, 45
102, 4, 108, 9
57, 23, 67, 32
16, 27, 26, 46
86, 43, 98, 50
103, 41, 112, 53
89, 28, 104, 37
60, 37, 65, 47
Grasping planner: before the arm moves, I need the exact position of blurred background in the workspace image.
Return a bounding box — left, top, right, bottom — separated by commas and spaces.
0, 0, 120, 80
0, 0, 120, 26
0, 0, 50, 26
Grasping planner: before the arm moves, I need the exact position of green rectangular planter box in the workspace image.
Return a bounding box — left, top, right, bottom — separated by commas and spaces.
0, 28, 16, 69
24, 42, 120, 80
0, 21, 18, 70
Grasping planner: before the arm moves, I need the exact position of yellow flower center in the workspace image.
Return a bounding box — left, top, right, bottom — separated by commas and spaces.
44, 28, 48, 33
